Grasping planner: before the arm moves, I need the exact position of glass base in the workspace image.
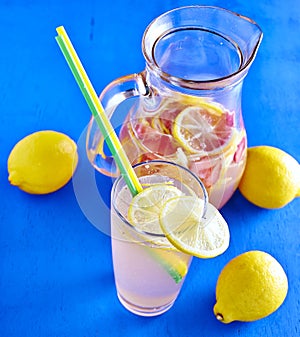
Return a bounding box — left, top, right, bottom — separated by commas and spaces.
117, 292, 175, 317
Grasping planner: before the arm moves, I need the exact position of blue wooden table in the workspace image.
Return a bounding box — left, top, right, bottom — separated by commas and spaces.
1, 1, 299, 336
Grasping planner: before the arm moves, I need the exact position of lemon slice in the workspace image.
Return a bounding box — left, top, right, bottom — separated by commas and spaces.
179, 94, 208, 108
127, 184, 188, 283
128, 183, 183, 235
159, 196, 230, 258
147, 248, 189, 284
173, 103, 235, 156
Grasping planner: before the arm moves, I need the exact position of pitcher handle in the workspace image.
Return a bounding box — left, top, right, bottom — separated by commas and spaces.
86, 71, 149, 177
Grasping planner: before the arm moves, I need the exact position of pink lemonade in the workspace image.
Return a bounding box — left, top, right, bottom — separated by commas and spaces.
111, 180, 192, 316
119, 97, 247, 209
111, 211, 192, 316
110, 161, 207, 316
86, 6, 262, 210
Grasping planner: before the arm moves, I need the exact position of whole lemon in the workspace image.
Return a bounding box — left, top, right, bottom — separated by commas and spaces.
213, 250, 288, 324
8, 130, 78, 194
239, 145, 300, 208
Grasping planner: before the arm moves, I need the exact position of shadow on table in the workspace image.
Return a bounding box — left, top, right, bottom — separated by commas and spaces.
72, 125, 113, 237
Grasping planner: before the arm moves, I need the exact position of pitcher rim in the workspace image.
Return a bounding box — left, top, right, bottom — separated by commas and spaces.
142, 5, 263, 90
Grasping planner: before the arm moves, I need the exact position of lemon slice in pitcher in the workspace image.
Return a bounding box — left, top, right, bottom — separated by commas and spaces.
159, 196, 230, 258
173, 103, 236, 156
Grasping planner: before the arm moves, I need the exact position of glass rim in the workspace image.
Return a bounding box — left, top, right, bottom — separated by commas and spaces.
142, 5, 263, 90
111, 160, 208, 240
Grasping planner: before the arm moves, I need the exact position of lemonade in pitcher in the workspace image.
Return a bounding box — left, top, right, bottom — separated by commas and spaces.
86, 6, 263, 209
118, 95, 247, 208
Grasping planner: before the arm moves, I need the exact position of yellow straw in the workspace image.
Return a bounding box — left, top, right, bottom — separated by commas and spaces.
55, 26, 143, 196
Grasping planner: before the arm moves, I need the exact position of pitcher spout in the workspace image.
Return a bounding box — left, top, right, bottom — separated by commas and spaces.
142, 6, 263, 90
227, 9, 263, 80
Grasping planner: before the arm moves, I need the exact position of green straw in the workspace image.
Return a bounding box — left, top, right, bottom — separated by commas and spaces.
55, 26, 188, 284
55, 26, 143, 196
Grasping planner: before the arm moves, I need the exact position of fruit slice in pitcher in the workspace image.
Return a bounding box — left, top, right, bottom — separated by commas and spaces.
132, 118, 177, 156
189, 156, 223, 188
173, 103, 235, 157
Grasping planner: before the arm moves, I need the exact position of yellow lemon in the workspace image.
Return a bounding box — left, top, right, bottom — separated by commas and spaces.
213, 250, 288, 323
239, 146, 300, 208
8, 130, 78, 194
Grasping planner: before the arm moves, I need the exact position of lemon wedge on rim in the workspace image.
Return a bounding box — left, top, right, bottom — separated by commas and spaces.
159, 196, 230, 258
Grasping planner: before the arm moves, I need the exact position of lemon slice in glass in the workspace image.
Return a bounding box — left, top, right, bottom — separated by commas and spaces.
127, 184, 188, 283
159, 196, 230, 258
128, 183, 183, 235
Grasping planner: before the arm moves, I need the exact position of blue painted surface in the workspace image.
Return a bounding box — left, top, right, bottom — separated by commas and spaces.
0, 1, 299, 336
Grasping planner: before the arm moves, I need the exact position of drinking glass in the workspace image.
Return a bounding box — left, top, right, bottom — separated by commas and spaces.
110, 160, 208, 316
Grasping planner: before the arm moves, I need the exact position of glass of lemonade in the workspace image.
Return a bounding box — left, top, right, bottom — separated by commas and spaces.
110, 160, 208, 316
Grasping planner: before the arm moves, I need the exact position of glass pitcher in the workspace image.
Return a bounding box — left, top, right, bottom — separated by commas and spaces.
86, 6, 263, 209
